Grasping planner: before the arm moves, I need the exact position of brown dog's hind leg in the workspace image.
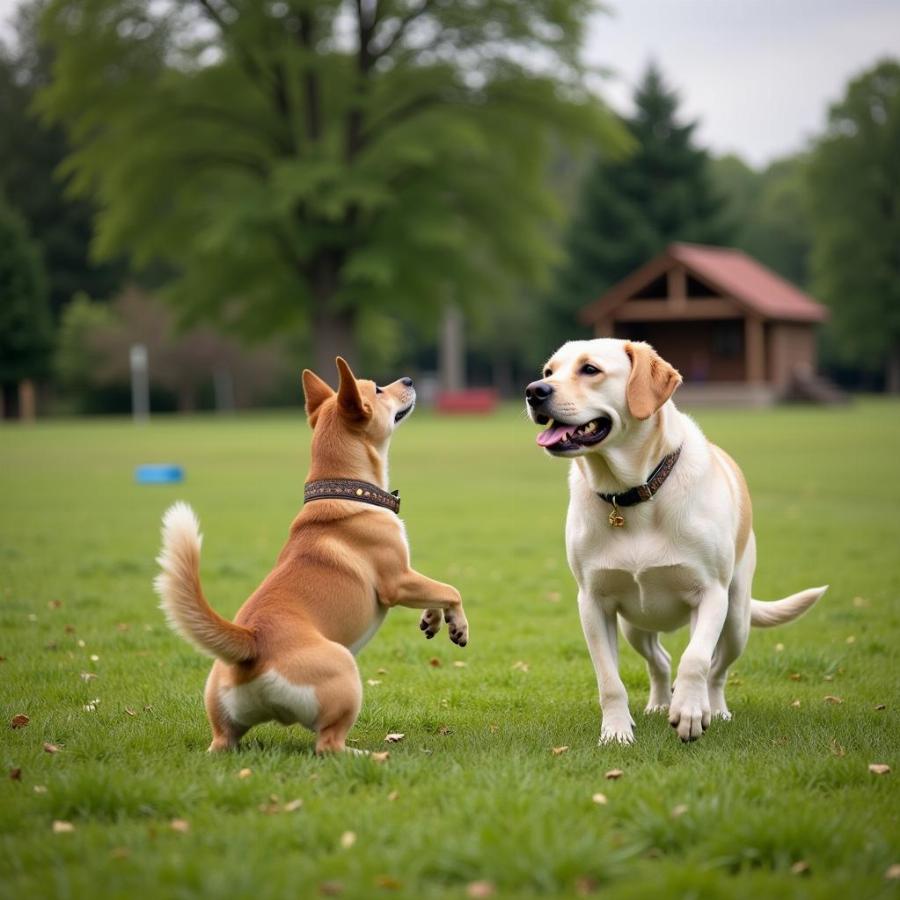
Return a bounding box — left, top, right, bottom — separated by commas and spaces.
204, 663, 246, 752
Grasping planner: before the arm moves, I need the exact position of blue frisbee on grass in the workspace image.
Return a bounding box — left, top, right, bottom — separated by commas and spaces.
135, 464, 184, 484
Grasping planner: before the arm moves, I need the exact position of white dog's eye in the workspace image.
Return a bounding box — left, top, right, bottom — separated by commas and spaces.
581, 364, 602, 376
543, 368, 552, 378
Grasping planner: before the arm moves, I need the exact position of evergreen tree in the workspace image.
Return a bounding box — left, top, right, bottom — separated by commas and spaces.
552, 64, 731, 343
0, 200, 53, 415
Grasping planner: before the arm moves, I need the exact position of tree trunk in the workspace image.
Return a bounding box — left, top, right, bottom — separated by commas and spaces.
439, 305, 465, 391
312, 307, 358, 378
887, 344, 900, 394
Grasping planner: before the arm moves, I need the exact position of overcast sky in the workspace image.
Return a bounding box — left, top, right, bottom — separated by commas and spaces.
2, 0, 898, 167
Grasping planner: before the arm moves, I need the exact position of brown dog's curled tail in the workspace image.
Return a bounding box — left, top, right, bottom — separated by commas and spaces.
154, 502, 256, 664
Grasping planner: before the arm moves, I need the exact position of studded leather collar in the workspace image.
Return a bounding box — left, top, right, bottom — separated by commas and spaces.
596, 446, 682, 509
304, 479, 400, 514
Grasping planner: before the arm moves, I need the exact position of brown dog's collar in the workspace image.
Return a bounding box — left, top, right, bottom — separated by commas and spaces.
304, 479, 400, 514
597, 446, 682, 509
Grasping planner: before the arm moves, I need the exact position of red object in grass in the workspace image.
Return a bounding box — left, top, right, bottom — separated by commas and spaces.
435, 389, 498, 414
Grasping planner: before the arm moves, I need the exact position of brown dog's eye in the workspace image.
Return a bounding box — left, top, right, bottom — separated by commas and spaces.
580, 364, 602, 376
375, 386, 383, 394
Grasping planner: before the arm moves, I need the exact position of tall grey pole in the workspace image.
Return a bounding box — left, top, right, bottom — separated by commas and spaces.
130, 343, 149, 424
439, 305, 465, 391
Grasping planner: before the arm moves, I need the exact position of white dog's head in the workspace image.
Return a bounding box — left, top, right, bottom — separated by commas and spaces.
525, 339, 682, 457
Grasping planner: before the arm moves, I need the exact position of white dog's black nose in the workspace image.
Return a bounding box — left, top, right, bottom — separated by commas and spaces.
525, 381, 553, 407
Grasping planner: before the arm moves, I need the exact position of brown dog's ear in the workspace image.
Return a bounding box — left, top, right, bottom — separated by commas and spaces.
302, 369, 334, 426
624, 341, 682, 420
335, 356, 372, 421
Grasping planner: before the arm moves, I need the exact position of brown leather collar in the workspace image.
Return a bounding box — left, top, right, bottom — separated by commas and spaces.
597, 446, 682, 509
304, 479, 400, 514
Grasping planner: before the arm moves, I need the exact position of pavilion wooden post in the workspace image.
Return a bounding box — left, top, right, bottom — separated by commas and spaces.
744, 316, 765, 384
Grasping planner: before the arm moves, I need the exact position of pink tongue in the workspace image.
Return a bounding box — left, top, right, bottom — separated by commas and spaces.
537, 423, 574, 447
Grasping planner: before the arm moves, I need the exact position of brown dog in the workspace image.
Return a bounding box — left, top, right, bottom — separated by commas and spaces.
154, 357, 468, 753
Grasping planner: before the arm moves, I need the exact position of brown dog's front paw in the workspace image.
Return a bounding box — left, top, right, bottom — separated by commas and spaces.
445, 609, 468, 647
419, 609, 443, 639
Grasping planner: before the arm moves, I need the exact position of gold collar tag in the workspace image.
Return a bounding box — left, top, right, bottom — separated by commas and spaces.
608, 501, 625, 528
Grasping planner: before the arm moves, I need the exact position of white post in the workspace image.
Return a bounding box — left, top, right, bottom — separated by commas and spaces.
130, 343, 149, 424
439, 305, 465, 391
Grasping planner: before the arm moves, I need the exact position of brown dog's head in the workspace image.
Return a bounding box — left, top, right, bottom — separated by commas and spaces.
525, 338, 681, 457
301, 358, 415, 479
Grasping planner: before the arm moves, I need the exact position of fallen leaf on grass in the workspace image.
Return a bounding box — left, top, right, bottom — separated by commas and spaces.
790, 700, 801, 708
340, 831, 356, 849
33, 785, 47, 794
89, 654, 100, 662
238, 768, 252, 779
384, 733, 405, 743
437, 725, 452, 735
124, 708, 136, 717
77, 639, 86, 648
868, 763, 891, 776
376, 668, 388, 675
43, 743, 60, 754
48, 600, 62, 609
512, 660, 529, 673
875, 704, 886, 711
374, 875, 403, 890
453, 660, 467, 668
574, 876, 599, 896
283, 798, 303, 812
671, 804, 689, 819
52, 821, 75, 833
552, 745, 569, 756
387, 790, 399, 802
117, 623, 130, 632
830, 739, 846, 757
9, 768, 22, 781
604, 769, 624, 781
64, 625, 76, 634
83, 699, 100, 712
80, 673, 98, 682
846, 635, 856, 644
371, 752, 390, 763
788, 673, 802, 681
466, 881, 496, 898
318, 882, 344, 896
885, 864, 900, 880
591, 792, 608, 805
546, 591, 561, 603
823, 695, 843, 704
169, 819, 190, 833
428, 658, 441, 667
10, 714, 30, 729
774, 643, 784, 652
790, 861, 810, 876
366, 679, 381, 686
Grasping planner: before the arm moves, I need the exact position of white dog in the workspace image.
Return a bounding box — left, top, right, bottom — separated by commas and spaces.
526, 338, 826, 743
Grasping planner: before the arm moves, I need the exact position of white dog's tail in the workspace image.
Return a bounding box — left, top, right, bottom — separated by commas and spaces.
750, 585, 828, 628
154, 502, 256, 664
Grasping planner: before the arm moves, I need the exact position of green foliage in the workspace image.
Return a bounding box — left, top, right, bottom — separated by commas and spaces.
37, 0, 627, 370
0, 0, 124, 315
713, 153, 812, 287
1, 402, 898, 897
807, 58, 900, 382
550, 64, 731, 343
0, 199, 53, 385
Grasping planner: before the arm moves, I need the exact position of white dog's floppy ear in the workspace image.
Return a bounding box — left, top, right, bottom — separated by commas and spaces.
624, 341, 682, 420
335, 356, 372, 421
301, 369, 334, 426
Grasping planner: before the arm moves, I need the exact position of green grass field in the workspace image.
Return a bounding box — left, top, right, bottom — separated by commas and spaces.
1, 401, 898, 899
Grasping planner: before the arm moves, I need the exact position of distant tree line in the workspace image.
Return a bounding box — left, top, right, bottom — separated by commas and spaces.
0, 0, 898, 415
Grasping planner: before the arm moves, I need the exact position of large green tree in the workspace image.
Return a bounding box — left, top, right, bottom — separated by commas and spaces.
0, 0, 123, 316
37, 0, 624, 373
551, 64, 731, 344
0, 200, 53, 415
807, 58, 900, 391
713, 152, 812, 288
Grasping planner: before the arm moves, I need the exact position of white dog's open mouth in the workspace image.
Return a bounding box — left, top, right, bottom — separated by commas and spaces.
536, 417, 612, 452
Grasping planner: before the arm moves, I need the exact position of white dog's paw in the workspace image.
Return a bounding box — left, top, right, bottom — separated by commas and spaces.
708, 688, 732, 721
599, 711, 636, 744
669, 685, 710, 742
644, 702, 669, 715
